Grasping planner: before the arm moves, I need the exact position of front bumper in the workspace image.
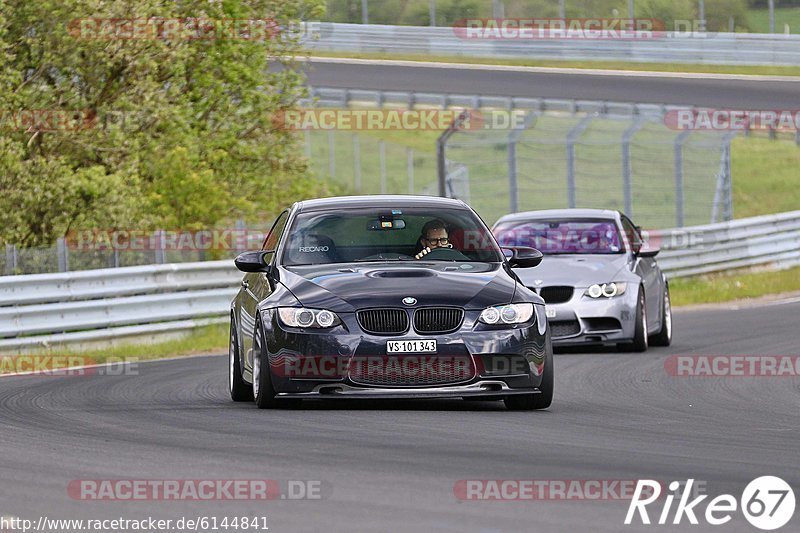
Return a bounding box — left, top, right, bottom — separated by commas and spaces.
547, 288, 638, 346
259, 307, 550, 396
277, 380, 543, 400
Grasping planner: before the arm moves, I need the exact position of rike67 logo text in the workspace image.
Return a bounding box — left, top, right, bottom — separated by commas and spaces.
625, 477, 795, 530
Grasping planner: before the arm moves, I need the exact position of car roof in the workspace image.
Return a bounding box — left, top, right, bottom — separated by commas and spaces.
494, 208, 620, 225
295, 195, 468, 212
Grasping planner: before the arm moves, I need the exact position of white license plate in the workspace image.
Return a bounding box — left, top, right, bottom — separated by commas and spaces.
387, 340, 437, 353
545, 308, 557, 318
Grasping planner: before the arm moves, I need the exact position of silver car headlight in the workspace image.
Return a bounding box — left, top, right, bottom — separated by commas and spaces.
277, 308, 341, 328
585, 282, 627, 299
479, 303, 535, 325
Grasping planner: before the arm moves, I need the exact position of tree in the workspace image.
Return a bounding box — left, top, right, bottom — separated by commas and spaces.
0, 0, 327, 247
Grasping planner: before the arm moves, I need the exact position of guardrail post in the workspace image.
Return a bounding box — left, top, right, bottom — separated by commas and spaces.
507, 111, 539, 213
622, 116, 647, 218
379, 140, 387, 193
5, 244, 17, 275
353, 133, 362, 192
674, 130, 692, 227
56, 237, 69, 272
565, 114, 595, 208
407, 148, 415, 193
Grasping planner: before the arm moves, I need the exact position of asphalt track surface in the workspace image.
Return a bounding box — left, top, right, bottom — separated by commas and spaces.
300, 58, 800, 108
2, 298, 799, 532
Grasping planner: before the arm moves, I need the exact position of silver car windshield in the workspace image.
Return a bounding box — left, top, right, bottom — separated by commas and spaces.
493, 219, 625, 255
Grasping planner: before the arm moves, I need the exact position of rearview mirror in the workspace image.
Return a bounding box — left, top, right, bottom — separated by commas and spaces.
502, 246, 543, 268
234, 250, 272, 273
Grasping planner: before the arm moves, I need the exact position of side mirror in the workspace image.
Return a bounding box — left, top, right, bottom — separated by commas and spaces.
234, 250, 272, 273
503, 246, 543, 268
637, 246, 660, 258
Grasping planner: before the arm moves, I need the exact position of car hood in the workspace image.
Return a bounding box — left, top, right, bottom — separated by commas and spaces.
279, 263, 517, 312
514, 254, 630, 288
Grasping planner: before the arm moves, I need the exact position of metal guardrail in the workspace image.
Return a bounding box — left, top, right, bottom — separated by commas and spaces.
1, 210, 798, 351
653, 210, 800, 277
305, 23, 800, 66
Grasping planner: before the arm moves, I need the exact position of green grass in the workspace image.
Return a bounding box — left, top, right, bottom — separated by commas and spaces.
731, 135, 800, 218
307, 50, 800, 77
747, 7, 800, 34
670, 265, 800, 307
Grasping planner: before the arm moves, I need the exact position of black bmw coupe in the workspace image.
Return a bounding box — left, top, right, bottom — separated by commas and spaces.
229, 195, 553, 410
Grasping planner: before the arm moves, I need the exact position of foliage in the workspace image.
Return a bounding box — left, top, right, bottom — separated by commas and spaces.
0, 0, 327, 247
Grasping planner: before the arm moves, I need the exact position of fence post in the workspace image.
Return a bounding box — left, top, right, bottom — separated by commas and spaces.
235, 219, 247, 255
304, 130, 311, 159
154, 230, 166, 264
507, 111, 539, 213
673, 130, 691, 227
379, 140, 387, 193
407, 148, 415, 193
327, 130, 336, 177
353, 133, 362, 192
565, 114, 595, 209
57, 237, 69, 272
5, 244, 17, 275
723, 132, 736, 221
621, 116, 646, 218
437, 110, 472, 197
361, 0, 368, 24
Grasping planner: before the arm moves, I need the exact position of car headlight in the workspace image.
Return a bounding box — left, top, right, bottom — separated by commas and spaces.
585, 282, 627, 299
479, 303, 535, 325
277, 308, 341, 328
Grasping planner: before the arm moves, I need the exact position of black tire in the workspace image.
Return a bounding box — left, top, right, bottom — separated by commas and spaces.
252, 317, 301, 409
650, 284, 672, 347
620, 287, 648, 352
252, 318, 279, 409
229, 315, 253, 402
504, 349, 553, 411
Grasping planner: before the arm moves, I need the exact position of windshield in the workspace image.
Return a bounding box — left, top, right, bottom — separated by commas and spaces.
493, 218, 624, 255
282, 206, 504, 266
